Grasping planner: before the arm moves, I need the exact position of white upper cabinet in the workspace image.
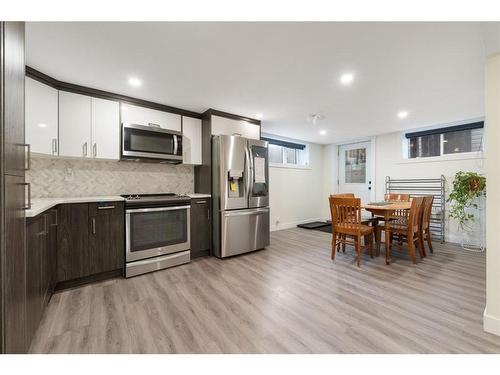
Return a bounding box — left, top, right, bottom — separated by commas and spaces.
211, 115, 260, 140
59, 91, 92, 158
121, 103, 182, 131
25, 77, 59, 155
91, 98, 120, 160
182, 116, 202, 165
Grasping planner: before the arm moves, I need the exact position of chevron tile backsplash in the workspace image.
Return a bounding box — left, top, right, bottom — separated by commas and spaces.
27, 156, 194, 198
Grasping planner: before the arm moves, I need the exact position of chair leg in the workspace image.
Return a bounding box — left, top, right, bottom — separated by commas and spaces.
416, 235, 425, 259
426, 231, 434, 253
376, 226, 381, 257
408, 235, 417, 264
331, 233, 337, 260
385, 229, 392, 265
342, 234, 346, 252
418, 231, 427, 257
335, 232, 341, 252
355, 236, 361, 267
369, 233, 374, 258
418, 230, 426, 258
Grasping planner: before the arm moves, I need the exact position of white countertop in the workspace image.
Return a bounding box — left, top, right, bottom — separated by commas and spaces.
26, 196, 125, 218
26, 194, 211, 217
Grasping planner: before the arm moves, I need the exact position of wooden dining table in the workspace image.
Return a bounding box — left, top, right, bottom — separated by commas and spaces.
362, 201, 412, 265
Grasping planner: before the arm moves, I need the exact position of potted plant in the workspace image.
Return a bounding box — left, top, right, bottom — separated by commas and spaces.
447, 171, 486, 250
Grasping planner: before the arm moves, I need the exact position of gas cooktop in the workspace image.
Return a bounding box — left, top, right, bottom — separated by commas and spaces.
121, 193, 191, 207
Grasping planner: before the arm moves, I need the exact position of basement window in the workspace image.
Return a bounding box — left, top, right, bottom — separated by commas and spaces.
262, 136, 308, 166
406, 121, 484, 159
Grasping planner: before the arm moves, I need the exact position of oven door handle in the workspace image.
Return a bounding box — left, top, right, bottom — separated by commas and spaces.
126, 205, 191, 213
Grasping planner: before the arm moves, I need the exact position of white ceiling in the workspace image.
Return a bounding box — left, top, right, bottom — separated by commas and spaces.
25, 22, 496, 144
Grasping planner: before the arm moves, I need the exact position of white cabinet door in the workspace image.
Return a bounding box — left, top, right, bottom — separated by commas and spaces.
91, 98, 120, 160
25, 77, 59, 155
182, 116, 202, 165
211, 115, 261, 140
59, 91, 91, 158
121, 103, 181, 131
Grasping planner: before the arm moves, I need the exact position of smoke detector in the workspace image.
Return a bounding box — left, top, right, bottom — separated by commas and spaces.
308, 114, 324, 125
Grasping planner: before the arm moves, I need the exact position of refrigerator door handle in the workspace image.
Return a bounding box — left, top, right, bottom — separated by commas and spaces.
223, 208, 269, 217
245, 146, 252, 202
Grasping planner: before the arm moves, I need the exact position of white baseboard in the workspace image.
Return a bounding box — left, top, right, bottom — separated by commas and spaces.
484, 308, 500, 336
271, 218, 323, 232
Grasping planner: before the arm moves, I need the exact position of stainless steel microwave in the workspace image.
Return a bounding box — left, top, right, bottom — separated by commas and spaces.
121, 123, 183, 163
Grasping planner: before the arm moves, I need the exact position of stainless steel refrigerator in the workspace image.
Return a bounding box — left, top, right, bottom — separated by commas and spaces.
212, 135, 270, 258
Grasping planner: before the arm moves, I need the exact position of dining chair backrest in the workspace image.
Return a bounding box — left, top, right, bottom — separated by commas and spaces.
329, 197, 362, 235
330, 193, 355, 198
408, 196, 424, 233
384, 193, 410, 202
421, 196, 434, 231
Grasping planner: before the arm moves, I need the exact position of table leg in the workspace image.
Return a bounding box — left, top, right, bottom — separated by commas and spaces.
384, 212, 391, 265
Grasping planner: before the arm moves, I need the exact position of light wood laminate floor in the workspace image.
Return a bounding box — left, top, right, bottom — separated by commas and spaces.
30, 228, 500, 353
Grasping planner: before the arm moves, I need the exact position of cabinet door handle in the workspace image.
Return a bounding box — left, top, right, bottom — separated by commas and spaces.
83, 142, 88, 157
93, 143, 97, 158
23, 144, 31, 170
21, 182, 31, 210
91, 217, 96, 234
196, 200, 207, 204
50, 209, 58, 226
207, 208, 210, 221
52, 138, 58, 155
148, 123, 161, 128
98, 205, 115, 210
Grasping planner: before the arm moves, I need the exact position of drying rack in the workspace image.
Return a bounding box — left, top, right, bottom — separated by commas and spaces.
385, 175, 446, 243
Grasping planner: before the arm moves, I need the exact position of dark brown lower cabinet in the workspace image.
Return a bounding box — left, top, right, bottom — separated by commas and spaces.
3, 175, 27, 353
190, 198, 211, 258
47, 209, 58, 293
26, 209, 57, 348
57, 203, 90, 282
26, 214, 45, 346
89, 202, 124, 274
56, 202, 124, 288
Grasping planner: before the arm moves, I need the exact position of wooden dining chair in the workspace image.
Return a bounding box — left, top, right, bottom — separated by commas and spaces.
372, 193, 410, 244
376, 196, 424, 264
384, 193, 410, 202
419, 196, 434, 255
329, 197, 374, 267
329, 193, 375, 253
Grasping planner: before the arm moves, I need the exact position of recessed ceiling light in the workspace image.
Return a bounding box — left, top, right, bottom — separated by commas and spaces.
128, 77, 142, 87
319, 130, 327, 135
339, 73, 355, 85
397, 110, 409, 119
255, 113, 263, 119
38, 123, 47, 128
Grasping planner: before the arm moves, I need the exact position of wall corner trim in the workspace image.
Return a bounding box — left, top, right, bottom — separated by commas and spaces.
483, 308, 500, 336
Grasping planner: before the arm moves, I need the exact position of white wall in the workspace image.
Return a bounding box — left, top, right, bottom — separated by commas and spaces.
484, 53, 500, 336
374, 131, 484, 243
269, 142, 325, 231
320, 144, 338, 220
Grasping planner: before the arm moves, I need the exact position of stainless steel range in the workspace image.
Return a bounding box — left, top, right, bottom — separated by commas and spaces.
122, 193, 191, 277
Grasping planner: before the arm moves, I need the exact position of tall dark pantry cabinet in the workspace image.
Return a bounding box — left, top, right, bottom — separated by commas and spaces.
0, 22, 27, 353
